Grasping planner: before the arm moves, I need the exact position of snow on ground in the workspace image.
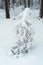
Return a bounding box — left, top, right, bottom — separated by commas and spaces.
0, 7, 43, 65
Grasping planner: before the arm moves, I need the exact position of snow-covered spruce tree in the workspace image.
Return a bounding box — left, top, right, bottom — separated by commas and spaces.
11, 19, 33, 57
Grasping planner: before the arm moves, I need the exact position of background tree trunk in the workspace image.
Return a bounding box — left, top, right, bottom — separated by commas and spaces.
8, 0, 10, 8
5, 0, 10, 18
30, 0, 33, 7
20, 0, 22, 5
28, 0, 30, 7
24, 0, 26, 8
12, 0, 16, 5
40, 0, 43, 18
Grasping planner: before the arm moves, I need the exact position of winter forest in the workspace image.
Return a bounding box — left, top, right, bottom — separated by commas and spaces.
0, 0, 43, 65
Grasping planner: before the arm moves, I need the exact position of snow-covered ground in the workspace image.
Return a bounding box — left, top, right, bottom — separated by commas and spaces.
0, 7, 43, 65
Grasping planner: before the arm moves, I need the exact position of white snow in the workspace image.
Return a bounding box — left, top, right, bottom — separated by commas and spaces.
0, 7, 43, 65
